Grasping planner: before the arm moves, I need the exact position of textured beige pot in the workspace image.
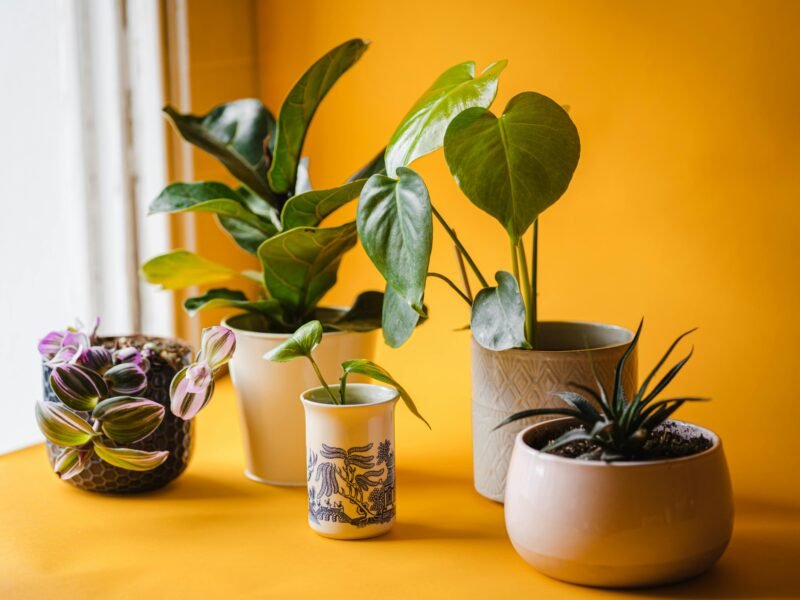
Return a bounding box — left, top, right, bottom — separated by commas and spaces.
302, 384, 398, 540
471, 321, 636, 502
224, 314, 377, 486
505, 418, 734, 587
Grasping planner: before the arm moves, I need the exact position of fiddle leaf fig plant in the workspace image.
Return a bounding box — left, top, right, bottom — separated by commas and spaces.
264, 321, 429, 428
142, 39, 386, 334
357, 60, 580, 350
36, 321, 235, 480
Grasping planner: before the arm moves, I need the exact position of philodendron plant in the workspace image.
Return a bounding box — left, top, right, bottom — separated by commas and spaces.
264, 320, 429, 428
495, 321, 707, 461
142, 39, 386, 333
36, 322, 235, 480
356, 60, 580, 349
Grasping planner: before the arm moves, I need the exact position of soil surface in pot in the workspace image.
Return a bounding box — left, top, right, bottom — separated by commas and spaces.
537, 421, 713, 461
99, 335, 191, 371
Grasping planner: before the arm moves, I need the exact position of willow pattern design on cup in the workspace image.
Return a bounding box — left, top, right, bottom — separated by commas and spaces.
307, 440, 395, 527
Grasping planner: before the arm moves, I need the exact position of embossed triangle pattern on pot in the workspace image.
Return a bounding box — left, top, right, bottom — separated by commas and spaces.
471, 337, 638, 503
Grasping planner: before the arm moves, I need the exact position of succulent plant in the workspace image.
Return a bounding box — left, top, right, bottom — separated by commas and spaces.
264, 320, 429, 428
141, 39, 387, 334
495, 321, 708, 461
36, 322, 235, 479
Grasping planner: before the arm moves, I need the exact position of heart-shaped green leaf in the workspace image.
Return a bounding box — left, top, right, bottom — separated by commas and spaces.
357, 168, 432, 314
149, 182, 276, 234
384, 60, 507, 177
470, 271, 531, 350
183, 288, 285, 322
444, 91, 580, 242
93, 396, 165, 444
164, 99, 278, 206
257, 222, 358, 316
142, 250, 242, 290
264, 320, 323, 362
281, 180, 366, 229
35, 401, 96, 447
93, 441, 169, 472
381, 284, 421, 348
268, 39, 369, 195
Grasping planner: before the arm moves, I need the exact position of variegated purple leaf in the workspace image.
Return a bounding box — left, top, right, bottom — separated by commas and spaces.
185, 362, 212, 393
49, 363, 109, 411
92, 396, 165, 444
104, 362, 147, 395
53, 446, 93, 480
38, 331, 66, 359
62, 330, 91, 351
46, 344, 80, 366
74, 346, 113, 374
114, 346, 150, 373
169, 365, 215, 420
92, 441, 168, 471
35, 401, 96, 446
199, 326, 236, 371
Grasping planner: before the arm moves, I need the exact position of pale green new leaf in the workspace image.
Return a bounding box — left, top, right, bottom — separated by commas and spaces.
263, 320, 323, 362
141, 250, 240, 290
93, 441, 169, 472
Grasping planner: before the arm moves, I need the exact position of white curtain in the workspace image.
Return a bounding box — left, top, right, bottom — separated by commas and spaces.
0, 0, 172, 453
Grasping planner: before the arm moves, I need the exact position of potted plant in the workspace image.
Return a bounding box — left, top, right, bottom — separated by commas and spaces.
498, 321, 733, 587
355, 60, 636, 501
36, 321, 234, 493
142, 39, 390, 485
265, 320, 428, 539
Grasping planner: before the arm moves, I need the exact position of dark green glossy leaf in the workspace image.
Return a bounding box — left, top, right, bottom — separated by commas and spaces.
281, 180, 366, 229
263, 320, 323, 362
318, 290, 383, 332
93, 441, 168, 472
268, 39, 369, 194
347, 148, 385, 182
381, 284, 421, 348
183, 288, 285, 321
218, 216, 270, 254
164, 100, 278, 205
236, 186, 281, 225
341, 359, 429, 428
257, 222, 358, 315
470, 271, 530, 351
357, 168, 432, 314
493, 407, 585, 431
141, 250, 239, 290
444, 91, 580, 242
385, 60, 507, 176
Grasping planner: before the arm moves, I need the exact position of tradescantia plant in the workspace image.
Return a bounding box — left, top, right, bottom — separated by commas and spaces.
264, 320, 429, 428
36, 322, 235, 480
356, 60, 580, 350
494, 321, 708, 461
142, 39, 386, 333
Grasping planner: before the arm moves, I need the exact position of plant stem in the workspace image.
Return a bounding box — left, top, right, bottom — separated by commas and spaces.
308, 355, 340, 405
510, 238, 520, 284
431, 205, 489, 288
427, 272, 472, 306
452, 235, 473, 301
517, 240, 533, 345
531, 219, 539, 347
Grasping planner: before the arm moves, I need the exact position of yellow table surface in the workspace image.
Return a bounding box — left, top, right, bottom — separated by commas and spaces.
3, 377, 799, 599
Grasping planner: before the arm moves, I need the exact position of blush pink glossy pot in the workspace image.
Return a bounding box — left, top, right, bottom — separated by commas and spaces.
504, 418, 734, 588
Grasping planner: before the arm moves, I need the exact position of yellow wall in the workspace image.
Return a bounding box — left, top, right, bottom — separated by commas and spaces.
179, 0, 799, 505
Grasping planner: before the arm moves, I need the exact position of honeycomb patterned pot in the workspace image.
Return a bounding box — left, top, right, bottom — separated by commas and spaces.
42, 336, 194, 494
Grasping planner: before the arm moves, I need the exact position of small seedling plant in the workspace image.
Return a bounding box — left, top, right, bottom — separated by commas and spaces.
264, 321, 429, 428
495, 321, 708, 461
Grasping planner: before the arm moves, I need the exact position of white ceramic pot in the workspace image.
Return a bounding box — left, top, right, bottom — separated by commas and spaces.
505, 418, 734, 588
302, 383, 398, 540
471, 321, 636, 502
223, 314, 377, 485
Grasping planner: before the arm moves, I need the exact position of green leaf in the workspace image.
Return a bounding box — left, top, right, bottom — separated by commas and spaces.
317, 290, 383, 332
381, 284, 421, 348
164, 99, 279, 206
236, 186, 281, 225
347, 148, 385, 182
53, 447, 92, 480
263, 320, 323, 362
385, 60, 507, 176
470, 271, 530, 351
542, 428, 595, 453
443, 91, 580, 242
281, 180, 366, 229
141, 250, 239, 290
183, 288, 285, 321
92, 396, 165, 444
257, 222, 358, 315
93, 441, 169, 472
295, 157, 313, 194
357, 168, 432, 314
341, 359, 430, 428
217, 216, 270, 254
268, 39, 369, 194
550, 391, 603, 424
35, 401, 96, 447
493, 407, 585, 431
